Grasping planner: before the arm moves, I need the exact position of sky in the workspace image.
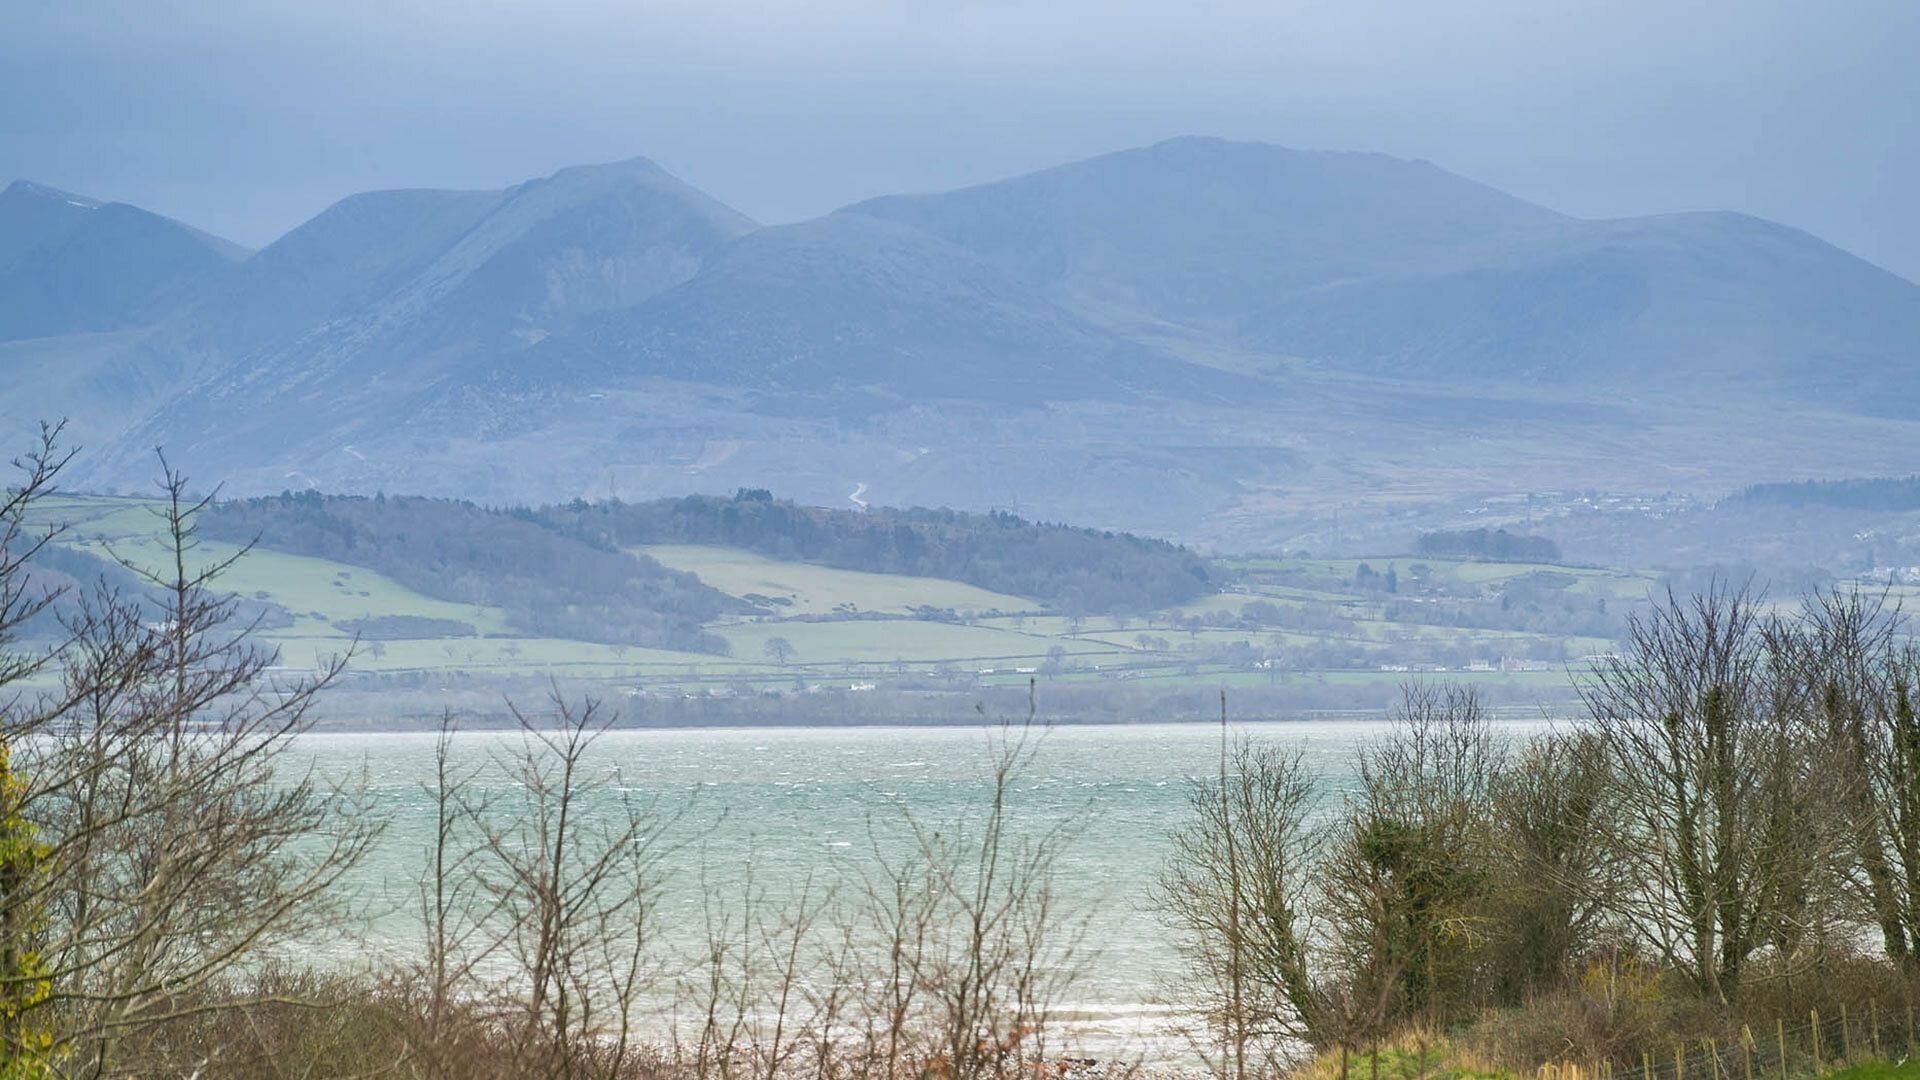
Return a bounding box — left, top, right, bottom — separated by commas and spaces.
6, 0, 1920, 280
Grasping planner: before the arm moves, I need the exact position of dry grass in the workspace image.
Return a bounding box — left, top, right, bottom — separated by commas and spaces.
1289, 1029, 1511, 1080
88, 969, 675, 1080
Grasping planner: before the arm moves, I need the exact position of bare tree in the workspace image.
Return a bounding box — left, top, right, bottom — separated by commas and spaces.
0, 441, 379, 1076
905, 714, 1085, 1080
0, 423, 74, 689
407, 711, 507, 1076
1581, 583, 1828, 1002
832, 834, 943, 1080
1774, 589, 1920, 970
1872, 643, 1920, 968
1156, 717, 1326, 1078
0, 424, 73, 1069
679, 861, 837, 1080
465, 692, 673, 1079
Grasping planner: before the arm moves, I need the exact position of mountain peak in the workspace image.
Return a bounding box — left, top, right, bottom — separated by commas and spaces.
1, 181, 110, 274
0, 180, 246, 340
547, 155, 670, 180
1075, 134, 1439, 173
1141, 133, 1289, 154
2, 179, 102, 210
177, 148, 760, 384
523, 155, 758, 233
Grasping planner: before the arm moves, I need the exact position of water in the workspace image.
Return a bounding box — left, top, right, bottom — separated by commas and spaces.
299, 718, 1560, 1054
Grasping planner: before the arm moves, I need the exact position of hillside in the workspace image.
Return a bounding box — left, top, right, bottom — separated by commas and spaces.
77, 158, 760, 488
551, 210, 1243, 401
1242, 210, 1920, 409
191, 157, 755, 363
0, 180, 247, 341
2, 138, 1914, 549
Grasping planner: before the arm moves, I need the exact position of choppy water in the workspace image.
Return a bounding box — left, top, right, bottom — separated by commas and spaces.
298, 718, 1560, 1054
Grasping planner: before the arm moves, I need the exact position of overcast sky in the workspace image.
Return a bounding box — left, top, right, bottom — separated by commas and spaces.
6, 0, 1919, 279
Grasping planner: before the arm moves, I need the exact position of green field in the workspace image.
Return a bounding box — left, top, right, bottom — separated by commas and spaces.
639, 544, 1036, 616
70, 536, 513, 639
1824, 1062, 1920, 1080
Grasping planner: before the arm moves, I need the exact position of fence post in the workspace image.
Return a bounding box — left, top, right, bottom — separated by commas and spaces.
1644, 1049, 1653, 1080
1370, 1042, 1379, 1080
1873, 1001, 1882, 1060
1778, 1018, 1788, 1080
1678, 1044, 1686, 1080
1814, 1009, 1823, 1075
1843, 1004, 1854, 1065
1742, 1025, 1753, 1080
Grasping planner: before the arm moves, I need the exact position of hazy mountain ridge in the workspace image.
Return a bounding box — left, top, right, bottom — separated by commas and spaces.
0, 180, 248, 342
75, 157, 761, 485
845, 137, 1572, 328
6, 137, 1918, 547
1244, 210, 1920, 399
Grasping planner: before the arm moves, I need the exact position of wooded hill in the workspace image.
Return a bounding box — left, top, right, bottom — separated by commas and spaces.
1415, 527, 1562, 563
202, 492, 737, 653
535, 490, 1213, 614
199, 490, 1216, 655
1729, 475, 1920, 512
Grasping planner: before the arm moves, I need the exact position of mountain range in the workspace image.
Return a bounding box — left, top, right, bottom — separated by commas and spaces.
3, 138, 1917, 550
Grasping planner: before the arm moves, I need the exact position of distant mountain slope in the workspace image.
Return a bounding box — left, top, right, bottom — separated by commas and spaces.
0, 182, 98, 268
845, 136, 1568, 327
84, 152, 1265, 493
554, 210, 1239, 401
92, 157, 761, 479
184, 156, 757, 383
844, 137, 1919, 408
1242, 211, 1920, 406
0, 181, 247, 341
191, 186, 510, 356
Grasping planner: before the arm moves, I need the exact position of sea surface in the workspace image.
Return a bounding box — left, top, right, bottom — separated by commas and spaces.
298, 718, 1561, 1056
